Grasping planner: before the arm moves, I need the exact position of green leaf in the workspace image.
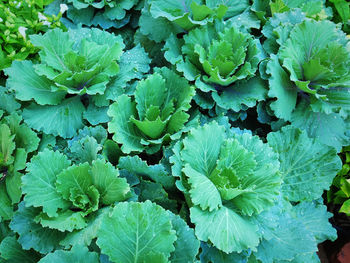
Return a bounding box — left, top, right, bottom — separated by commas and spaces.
0, 184, 13, 222
35, 210, 86, 232
0, 236, 40, 263
139, 8, 182, 43
0, 124, 15, 167
30, 28, 74, 72
4, 61, 66, 106
39, 245, 99, 263
138, 180, 177, 212
91, 159, 130, 204
293, 202, 337, 243
10, 202, 65, 254
22, 149, 71, 217
266, 54, 297, 120
183, 164, 222, 212
181, 122, 226, 176
108, 95, 144, 153
97, 201, 177, 263
60, 207, 109, 248
190, 205, 260, 253
83, 104, 110, 125
168, 212, 200, 263
290, 101, 349, 151
22, 97, 85, 139
255, 203, 317, 263
5, 171, 22, 204
267, 126, 342, 201
212, 77, 267, 112
339, 199, 350, 216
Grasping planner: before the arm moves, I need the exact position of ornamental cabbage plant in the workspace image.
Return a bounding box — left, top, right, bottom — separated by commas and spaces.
171, 121, 282, 253
165, 21, 260, 86
108, 67, 195, 154
266, 19, 350, 120
4, 27, 125, 138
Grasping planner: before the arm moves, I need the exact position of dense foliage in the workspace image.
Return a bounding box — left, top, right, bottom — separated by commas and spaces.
1, 0, 349, 262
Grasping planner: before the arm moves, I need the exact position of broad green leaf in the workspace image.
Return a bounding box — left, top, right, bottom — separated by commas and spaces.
83, 104, 110, 125
35, 210, 87, 232
0, 184, 13, 222
97, 201, 176, 263
30, 28, 74, 72
267, 126, 342, 201
60, 207, 109, 248
4, 61, 65, 106
99, 45, 151, 103
0, 236, 40, 263
168, 212, 200, 263
190, 205, 260, 253
22, 97, 85, 139
181, 122, 226, 176
91, 159, 130, 204
135, 74, 167, 120
108, 95, 144, 153
183, 164, 222, 211
255, 206, 317, 263
266, 54, 297, 120
212, 77, 267, 112
293, 202, 337, 243
22, 149, 71, 217
5, 171, 22, 204
38, 245, 99, 263
290, 101, 349, 151
10, 202, 65, 254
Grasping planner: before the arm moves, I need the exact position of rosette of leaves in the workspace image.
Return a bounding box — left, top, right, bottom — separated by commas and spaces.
108, 67, 195, 154
60, 0, 140, 29
138, 0, 249, 43
9, 149, 130, 254
165, 20, 260, 86
264, 19, 350, 150
0, 112, 39, 222
170, 121, 282, 253
4, 27, 125, 139
266, 19, 350, 120
164, 20, 264, 112
0, 0, 63, 70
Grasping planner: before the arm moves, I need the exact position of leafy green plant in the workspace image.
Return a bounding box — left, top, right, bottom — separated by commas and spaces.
108, 67, 195, 154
